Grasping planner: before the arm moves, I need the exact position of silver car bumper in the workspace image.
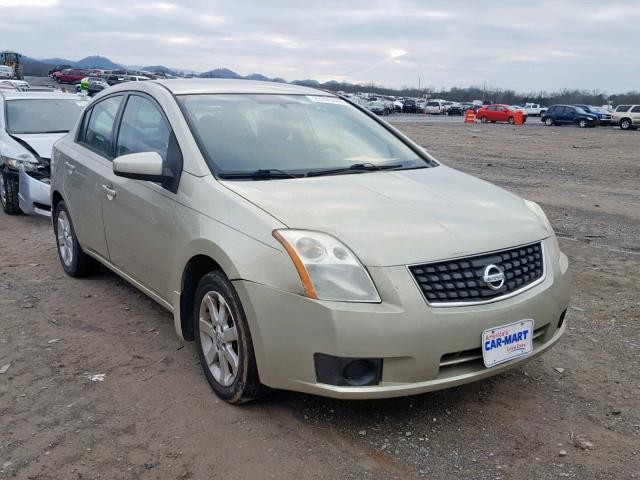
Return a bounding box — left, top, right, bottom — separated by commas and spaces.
18, 168, 51, 217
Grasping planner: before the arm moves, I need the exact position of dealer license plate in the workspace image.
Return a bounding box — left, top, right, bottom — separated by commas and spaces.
482, 319, 534, 368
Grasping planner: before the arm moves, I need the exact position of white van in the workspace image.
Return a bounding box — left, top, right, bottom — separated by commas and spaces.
425, 99, 447, 115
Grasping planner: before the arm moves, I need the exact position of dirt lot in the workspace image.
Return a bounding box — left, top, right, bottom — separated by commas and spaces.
1, 120, 639, 480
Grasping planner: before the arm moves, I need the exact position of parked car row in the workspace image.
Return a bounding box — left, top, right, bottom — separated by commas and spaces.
2, 79, 571, 406
540, 104, 638, 130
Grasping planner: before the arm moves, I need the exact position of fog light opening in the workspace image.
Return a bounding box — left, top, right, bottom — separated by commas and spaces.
343, 359, 377, 386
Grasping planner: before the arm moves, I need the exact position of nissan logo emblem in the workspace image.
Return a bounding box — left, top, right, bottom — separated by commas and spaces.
483, 264, 505, 290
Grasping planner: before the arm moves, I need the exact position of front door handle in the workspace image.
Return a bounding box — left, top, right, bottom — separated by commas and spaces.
102, 184, 117, 200
64, 161, 75, 173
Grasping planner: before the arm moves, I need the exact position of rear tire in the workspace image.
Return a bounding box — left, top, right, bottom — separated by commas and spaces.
53, 201, 100, 277
619, 118, 632, 130
193, 271, 268, 404
0, 171, 21, 215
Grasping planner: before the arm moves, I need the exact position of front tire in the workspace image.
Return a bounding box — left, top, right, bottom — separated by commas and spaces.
194, 271, 266, 404
508, 116, 515, 125
53, 201, 100, 277
620, 118, 632, 130
578, 119, 588, 128
0, 171, 21, 215
544, 117, 554, 126
480, 116, 488, 123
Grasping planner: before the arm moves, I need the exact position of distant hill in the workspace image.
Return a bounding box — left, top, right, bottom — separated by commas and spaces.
199, 68, 243, 79
75, 55, 121, 70
244, 73, 270, 81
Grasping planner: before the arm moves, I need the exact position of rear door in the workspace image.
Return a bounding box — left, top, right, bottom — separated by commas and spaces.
100, 93, 183, 301
65, 94, 124, 258
630, 105, 640, 125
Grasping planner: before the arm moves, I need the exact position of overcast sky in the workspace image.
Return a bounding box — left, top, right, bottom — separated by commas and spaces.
2, 0, 639, 92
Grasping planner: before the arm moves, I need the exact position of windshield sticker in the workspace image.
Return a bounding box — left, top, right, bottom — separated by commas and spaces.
306, 95, 346, 105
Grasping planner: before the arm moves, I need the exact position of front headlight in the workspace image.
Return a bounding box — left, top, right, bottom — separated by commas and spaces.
273, 229, 381, 303
1, 153, 38, 172
524, 199, 560, 254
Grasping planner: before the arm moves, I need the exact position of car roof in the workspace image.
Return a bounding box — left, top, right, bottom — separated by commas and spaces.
0, 90, 84, 101
109, 78, 336, 96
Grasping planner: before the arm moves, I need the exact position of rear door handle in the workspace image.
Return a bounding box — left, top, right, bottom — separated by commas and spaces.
102, 184, 117, 199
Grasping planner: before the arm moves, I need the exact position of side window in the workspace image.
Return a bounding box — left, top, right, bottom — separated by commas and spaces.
616, 105, 631, 113
83, 95, 123, 157
115, 95, 171, 160
488, 106, 496, 111
631, 106, 640, 113
115, 94, 183, 192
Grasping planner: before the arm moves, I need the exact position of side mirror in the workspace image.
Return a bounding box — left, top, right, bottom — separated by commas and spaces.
113, 151, 173, 183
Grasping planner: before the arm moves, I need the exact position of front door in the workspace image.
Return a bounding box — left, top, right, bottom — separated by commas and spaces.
101, 94, 183, 302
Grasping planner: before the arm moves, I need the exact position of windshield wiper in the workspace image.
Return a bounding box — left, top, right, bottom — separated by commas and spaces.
218, 168, 300, 180
306, 162, 404, 177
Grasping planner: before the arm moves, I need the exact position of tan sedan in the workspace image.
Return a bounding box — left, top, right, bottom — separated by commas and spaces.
50, 79, 570, 403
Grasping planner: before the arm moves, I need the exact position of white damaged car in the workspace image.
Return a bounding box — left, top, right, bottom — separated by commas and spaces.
0, 91, 87, 216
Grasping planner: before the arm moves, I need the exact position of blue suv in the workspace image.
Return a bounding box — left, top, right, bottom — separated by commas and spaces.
573, 104, 612, 126
541, 105, 598, 128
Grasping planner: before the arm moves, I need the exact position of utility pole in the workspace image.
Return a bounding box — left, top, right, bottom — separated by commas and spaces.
418, 76, 421, 90
482, 80, 486, 102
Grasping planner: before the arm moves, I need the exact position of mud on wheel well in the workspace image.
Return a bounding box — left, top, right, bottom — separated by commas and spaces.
180, 255, 223, 341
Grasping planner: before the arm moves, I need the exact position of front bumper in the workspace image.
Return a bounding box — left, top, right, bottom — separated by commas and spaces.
234, 238, 570, 399
18, 168, 51, 217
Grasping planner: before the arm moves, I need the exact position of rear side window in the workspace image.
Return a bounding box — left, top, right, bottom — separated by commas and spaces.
631, 106, 640, 113
616, 105, 631, 112
81, 95, 123, 157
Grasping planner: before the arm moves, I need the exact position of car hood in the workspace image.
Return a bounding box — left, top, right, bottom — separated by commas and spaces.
222, 166, 549, 267
9, 132, 67, 159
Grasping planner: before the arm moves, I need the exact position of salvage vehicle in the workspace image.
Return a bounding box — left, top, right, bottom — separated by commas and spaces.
477, 104, 527, 124
50, 79, 570, 403
611, 105, 640, 130
75, 76, 110, 96
0, 65, 13, 79
49, 64, 73, 77
541, 105, 598, 128
402, 98, 417, 113
56, 69, 91, 84
0, 91, 86, 215
425, 100, 447, 115
572, 104, 612, 126
522, 103, 547, 116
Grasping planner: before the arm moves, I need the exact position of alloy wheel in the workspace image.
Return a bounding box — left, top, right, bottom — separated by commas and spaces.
56, 210, 74, 268
198, 291, 240, 387
620, 119, 631, 130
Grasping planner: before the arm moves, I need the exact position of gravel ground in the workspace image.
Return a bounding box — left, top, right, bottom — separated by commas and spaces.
1, 118, 639, 479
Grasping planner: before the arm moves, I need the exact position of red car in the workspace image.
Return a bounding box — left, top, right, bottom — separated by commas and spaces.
56, 69, 91, 84
476, 104, 527, 124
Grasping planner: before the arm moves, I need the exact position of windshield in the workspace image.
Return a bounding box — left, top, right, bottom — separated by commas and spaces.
573, 106, 587, 114
0, 66, 12, 72
6, 98, 86, 134
178, 94, 433, 177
